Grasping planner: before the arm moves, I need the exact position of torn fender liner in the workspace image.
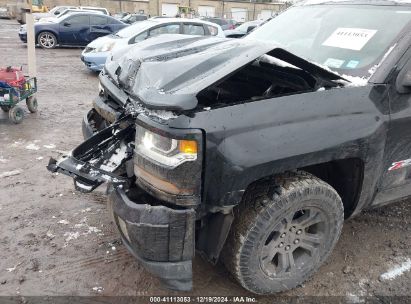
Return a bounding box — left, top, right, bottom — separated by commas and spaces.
110, 187, 195, 291
47, 115, 135, 193
105, 35, 346, 111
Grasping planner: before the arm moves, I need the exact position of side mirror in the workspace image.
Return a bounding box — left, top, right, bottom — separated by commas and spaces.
55, 11, 60, 15
247, 25, 256, 33
396, 66, 411, 94
63, 21, 71, 27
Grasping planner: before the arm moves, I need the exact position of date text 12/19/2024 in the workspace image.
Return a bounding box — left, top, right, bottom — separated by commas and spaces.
149, 297, 258, 303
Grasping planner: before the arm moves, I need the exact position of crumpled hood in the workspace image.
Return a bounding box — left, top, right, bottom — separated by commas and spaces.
104, 34, 345, 111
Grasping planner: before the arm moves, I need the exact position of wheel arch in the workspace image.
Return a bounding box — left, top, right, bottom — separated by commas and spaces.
36, 30, 59, 44
197, 158, 364, 262
300, 158, 364, 218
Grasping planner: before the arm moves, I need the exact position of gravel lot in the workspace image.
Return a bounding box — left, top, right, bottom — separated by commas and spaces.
0, 19, 410, 302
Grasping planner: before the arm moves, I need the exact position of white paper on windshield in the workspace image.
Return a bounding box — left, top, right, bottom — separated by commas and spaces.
322, 28, 377, 51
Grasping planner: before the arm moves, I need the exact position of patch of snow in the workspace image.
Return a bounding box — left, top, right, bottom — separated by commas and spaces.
0, 170, 21, 178
145, 109, 177, 121
259, 54, 300, 69
25, 143, 40, 151
92, 286, 104, 293
379, 258, 411, 281
310, 61, 369, 87
317, 87, 325, 92
43, 144, 56, 149
345, 293, 364, 304
0, 156, 8, 163
6, 266, 16, 272
11, 140, 24, 147
87, 226, 101, 234
64, 231, 80, 242
46, 231, 55, 238
203, 107, 211, 111
99, 144, 128, 172
336, 75, 368, 88
36, 156, 44, 160
368, 44, 396, 76
111, 246, 116, 251
58, 219, 69, 225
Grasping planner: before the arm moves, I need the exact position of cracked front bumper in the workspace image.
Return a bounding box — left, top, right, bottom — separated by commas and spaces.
109, 187, 195, 291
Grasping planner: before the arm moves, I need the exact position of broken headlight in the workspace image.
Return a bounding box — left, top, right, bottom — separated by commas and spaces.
134, 117, 203, 206
136, 127, 197, 168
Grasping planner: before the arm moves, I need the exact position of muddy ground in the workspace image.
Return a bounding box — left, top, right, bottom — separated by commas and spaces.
0, 19, 410, 302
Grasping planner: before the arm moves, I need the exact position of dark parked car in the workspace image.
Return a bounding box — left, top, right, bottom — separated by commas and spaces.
18, 12, 127, 49
48, 0, 411, 295
202, 17, 237, 30
121, 13, 148, 24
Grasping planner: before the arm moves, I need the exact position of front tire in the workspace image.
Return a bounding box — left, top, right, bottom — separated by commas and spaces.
9, 106, 24, 124
222, 171, 344, 294
37, 31, 57, 49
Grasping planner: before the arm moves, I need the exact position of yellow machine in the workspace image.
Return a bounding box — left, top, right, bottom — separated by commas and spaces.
178, 6, 195, 18
16, 0, 48, 24
32, 0, 48, 13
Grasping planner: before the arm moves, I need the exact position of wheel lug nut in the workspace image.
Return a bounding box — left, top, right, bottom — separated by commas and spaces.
296, 229, 302, 235
294, 239, 300, 244
279, 242, 284, 248
280, 233, 286, 238
285, 245, 290, 251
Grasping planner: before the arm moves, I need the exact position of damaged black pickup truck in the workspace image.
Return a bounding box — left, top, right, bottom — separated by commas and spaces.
48, 1, 411, 294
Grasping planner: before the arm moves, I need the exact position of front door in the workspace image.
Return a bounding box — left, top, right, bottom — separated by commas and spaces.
59, 15, 90, 46
89, 15, 112, 42
376, 49, 411, 205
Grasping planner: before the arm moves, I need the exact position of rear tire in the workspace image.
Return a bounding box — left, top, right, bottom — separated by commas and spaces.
26, 96, 38, 113
37, 31, 57, 49
222, 171, 344, 294
9, 106, 24, 124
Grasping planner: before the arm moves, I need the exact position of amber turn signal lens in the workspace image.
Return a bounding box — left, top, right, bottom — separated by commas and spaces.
179, 140, 197, 154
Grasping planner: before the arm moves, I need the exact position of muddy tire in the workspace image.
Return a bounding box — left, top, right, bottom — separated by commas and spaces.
26, 96, 38, 113
37, 31, 57, 49
9, 106, 24, 124
222, 171, 344, 294
1, 105, 11, 112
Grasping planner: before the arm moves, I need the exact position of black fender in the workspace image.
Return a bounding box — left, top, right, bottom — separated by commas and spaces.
169, 85, 390, 216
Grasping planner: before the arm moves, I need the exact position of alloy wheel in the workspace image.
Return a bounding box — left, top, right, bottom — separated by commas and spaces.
39, 33, 56, 49
260, 207, 327, 277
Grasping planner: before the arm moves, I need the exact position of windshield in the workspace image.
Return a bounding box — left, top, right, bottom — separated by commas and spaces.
59, 10, 77, 18
246, 4, 411, 77
116, 20, 157, 38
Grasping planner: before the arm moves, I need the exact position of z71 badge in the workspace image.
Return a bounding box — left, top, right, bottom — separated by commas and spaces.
388, 159, 411, 171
